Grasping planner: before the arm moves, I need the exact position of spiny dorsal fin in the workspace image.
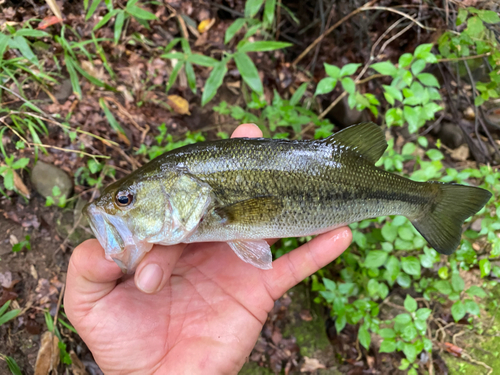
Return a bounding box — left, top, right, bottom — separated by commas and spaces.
321, 122, 387, 164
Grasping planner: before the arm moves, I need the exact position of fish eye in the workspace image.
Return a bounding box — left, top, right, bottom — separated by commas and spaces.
115, 191, 134, 207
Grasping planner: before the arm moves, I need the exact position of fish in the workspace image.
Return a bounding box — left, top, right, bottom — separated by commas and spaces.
84, 122, 492, 273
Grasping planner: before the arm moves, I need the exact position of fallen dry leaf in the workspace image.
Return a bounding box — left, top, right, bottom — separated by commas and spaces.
0, 271, 13, 288
167, 95, 191, 115
300, 357, 326, 372
13, 169, 30, 198
444, 342, 463, 357
198, 18, 215, 33
38, 15, 62, 30
70, 351, 89, 375
450, 144, 470, 162
34, 331, 60, 375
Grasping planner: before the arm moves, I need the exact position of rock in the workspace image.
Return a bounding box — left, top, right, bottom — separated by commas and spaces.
324, 95, 369, 128
31, 161, 72, 201
438, 122, 464, 149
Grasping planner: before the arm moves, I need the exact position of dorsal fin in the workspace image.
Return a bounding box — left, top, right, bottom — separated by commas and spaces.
321, 122, 387, 164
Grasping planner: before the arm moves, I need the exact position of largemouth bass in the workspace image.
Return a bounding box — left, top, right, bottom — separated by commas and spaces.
84, 122, 492, 273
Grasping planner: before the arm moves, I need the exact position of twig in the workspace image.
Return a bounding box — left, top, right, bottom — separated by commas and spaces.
30, 143, 109, 160
438, 52, 492, 63
379, 21, 415, 57
276, 0, 282, 41
52, 283, 65, 331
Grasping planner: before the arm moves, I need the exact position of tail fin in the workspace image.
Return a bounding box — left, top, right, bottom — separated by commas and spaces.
412, 183, 492, 255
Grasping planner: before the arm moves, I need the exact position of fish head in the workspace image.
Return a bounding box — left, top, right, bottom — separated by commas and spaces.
83, 176, 173, 273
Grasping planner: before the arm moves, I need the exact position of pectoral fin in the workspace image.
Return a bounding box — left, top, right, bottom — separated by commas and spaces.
227, 240, 273, 270
214, 196, 282, 225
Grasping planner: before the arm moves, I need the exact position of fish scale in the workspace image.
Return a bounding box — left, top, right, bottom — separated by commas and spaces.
85, 122, 492, 272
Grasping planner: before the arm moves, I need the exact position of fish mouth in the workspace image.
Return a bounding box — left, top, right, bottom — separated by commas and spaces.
84, 203, 153, 274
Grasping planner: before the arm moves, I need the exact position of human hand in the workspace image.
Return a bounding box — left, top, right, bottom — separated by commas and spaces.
64, 124, 352, 374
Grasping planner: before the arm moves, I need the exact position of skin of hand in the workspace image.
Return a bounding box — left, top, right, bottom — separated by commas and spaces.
64, 124, 353, 375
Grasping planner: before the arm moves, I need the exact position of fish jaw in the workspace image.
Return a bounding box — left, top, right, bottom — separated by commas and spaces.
84, 203, 153, 273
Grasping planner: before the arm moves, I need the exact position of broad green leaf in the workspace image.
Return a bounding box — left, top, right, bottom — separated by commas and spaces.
201, 59, 229, 106
434, 280, 451, 295
128, 6, 157, 20
426, 149, 444, 161
456, 8, 468, 26
385, 256, 400, 283
401, 256, 421, 276
380, 339, 396, 353
234, 52, 263, 94
466, 16, 484, 36
324, 63, 340, 78
480, 258, 491, 278
478, 10, 500, 24
404, 295, 417, 313
315, 77, 337, 96
379, 328, 396, 339
335, 310, 346, 333
464, 299, 480, 316
403, 105, 419, 132
11, 158, 29, 169
365, 250, 388, 268
417, 73, 440, 87
403, 342, 418, 363
225, 18, 246, 44
238, 41, 292, 52
383, 85, 402, 102
382, 222, 398, 242
290, 82, 308, 106
185, 61, 196, 94
358, 325, 371, 349
371, 61, 397, 76
245, 0, 265, 18
186, 54, 217, 67
451, 300, 466, 321
263, 0, 276, 26
415, 308, 432, 321
411, 59, 426, 76
339, 63, 361, 77
451, 273, 465, 292
394, 313, 412, 324
414, 43, 433, 59
322, 278, 336, 291
341, 77, 355, 95
399, 53, 413, 68
466, 285, 486, 298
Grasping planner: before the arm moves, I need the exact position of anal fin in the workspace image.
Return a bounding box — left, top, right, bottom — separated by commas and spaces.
227, 240, 273, 270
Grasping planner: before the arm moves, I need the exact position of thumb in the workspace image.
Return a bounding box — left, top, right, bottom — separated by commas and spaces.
64, 239, 123, 320
134, 243, 186, 294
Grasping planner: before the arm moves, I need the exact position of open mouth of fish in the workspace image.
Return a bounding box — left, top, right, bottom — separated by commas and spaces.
84, 203, 153, 273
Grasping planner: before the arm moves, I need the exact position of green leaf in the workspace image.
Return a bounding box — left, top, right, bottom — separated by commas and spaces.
341, 77, 355, 95
0, 300, 11, 316
478, 10, 500, 24
403, 342, 418, 363
9, 36, 37, 64
93, 9, 118, 30
315, 77, 337, 96
114, 10, 125, 44
201, 59, 229, 106
5, 355, 22, 375
358, 325, 371, 349
397, 274, 411, 288
238, 41, 292, 53
322, 278, 336, 291
466, 285, 486, 298
466, 16, 485, 36
382, 222, 398, 242
403, 106, 419, 131
383, 85, 403, 102
426, 149, 444, 161
99, 98, 127, 137
339, 63, 361, 77
335, 310, 346, 332
399, 53, 413, 68
365, 251, 388, 268
411, 59, 426, 76
371, 61, 397, 76
380, 339, 396, 353
127, 6, 157, 20
417, 73, 440, 87
15, 29, 50, 38
3, 169, 14, 190
263, 0, 276, 26
415, 308, 432, 321
185, 61, 196, 94
414, 43, 433, 59
434, 280, 451, 295
86, 0, 102, 20
479, 258, 491, 278
401, 256, 421, 276
379, 328, 396, 339
385, 256, 400, 283
225, 18, 246, 44
394, 313, 412, 324
404, 295, 417, 313
324, 63, 341, 78
186, 54, 218, 67
451, 274, 465, 292
290, 82, 308, 106
234, 52, 263, 95
0, 308, 20, 326
456, 8, 468, 26
11, 158, 29, 170
245, 0, 265, 18
166, 60, 184, 92
451, 300, 466, 321
464, 299, 480, 316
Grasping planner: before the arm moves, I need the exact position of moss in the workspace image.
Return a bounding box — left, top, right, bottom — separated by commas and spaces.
239, 361, 275, 375
444, 283, 500, 374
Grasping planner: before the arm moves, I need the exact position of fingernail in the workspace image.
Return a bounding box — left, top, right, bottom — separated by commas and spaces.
137, 263, 163, 293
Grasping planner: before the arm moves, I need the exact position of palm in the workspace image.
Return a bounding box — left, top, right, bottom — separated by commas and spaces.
77, 243, 273, 374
